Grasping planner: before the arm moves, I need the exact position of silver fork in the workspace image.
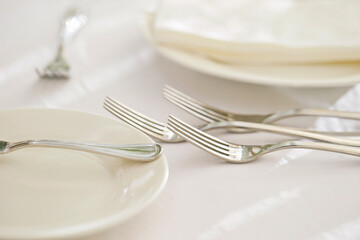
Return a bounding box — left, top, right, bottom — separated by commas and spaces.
167, 115, 360, 163
36, 9, 88, 79
103, 96, 360, 147
163, 85, 360, 128
104, 96, 182, 142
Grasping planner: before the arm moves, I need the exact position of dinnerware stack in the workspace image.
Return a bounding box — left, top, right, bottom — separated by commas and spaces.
144, 0, 360, 87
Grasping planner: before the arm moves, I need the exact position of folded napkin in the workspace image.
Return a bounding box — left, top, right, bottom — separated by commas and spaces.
150, 0, 360, 64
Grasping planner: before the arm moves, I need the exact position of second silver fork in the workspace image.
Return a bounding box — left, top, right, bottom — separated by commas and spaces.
103, 96, 360, 147
163, 85, 360, 133
167, 115, 360, 163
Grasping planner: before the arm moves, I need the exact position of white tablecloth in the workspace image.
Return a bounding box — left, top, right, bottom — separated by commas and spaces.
1, 1, 360, 239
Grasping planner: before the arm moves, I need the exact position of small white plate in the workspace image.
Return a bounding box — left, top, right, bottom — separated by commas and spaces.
144, 14, 360, 88
0, 109, 168, 239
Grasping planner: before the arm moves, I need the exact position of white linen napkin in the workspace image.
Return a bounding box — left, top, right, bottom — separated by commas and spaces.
149, 0, 360, 64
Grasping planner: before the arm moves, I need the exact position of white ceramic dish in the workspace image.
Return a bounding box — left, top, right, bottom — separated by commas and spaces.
144, 13, 360, 88
0, 109, 168, 240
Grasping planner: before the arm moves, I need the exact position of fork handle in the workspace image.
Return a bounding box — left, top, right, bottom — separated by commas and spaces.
257, 140, 360, 160
9, 140, 162, 161
59, 9, 88, 44
204, 121, 360, 147
264, 108, 360, 124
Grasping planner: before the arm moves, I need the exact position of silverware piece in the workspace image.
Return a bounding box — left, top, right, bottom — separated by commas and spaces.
167, 115, 360, 163
0, 140, 162, 162
103, 96, 360, 147
104, 96, 183, 143
36, 9, 88, 79
163, 85, 360, 133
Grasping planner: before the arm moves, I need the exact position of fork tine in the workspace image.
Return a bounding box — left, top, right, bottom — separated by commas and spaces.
167, 115, 231, 158
168, 115, 230, 147
35, 68, 43, 78
104, 99, 166, 139
164, 85, 227, 114
104, 103, 164, 138
104, 104, 166, 140
36, 70, 69, 79
104, 98, 164, 134
167, 117, 230, 159
164, 85, 228, 122
164, 90, 226, 122
105, 97, 166, 132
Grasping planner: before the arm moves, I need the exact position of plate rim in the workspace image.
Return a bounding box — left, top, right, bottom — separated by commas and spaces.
155, 45, 360, 88
0, 108, 169, 240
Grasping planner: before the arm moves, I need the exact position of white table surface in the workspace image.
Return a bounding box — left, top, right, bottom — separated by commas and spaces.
1, 1, 360, 239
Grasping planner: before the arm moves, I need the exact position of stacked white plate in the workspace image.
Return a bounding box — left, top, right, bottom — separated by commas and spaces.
144, 0, 360, 87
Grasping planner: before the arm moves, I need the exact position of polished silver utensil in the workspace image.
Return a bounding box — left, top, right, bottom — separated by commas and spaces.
36, 9, 88, 79
104, 96, 183, 142
103, 96, 360, 147
163, 85, 360, 126
0, 140, 162, 161
167, 115, 360, 163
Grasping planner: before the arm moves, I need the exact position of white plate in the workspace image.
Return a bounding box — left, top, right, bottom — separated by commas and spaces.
144, 14, 360, 88
0, 109, 168, 240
